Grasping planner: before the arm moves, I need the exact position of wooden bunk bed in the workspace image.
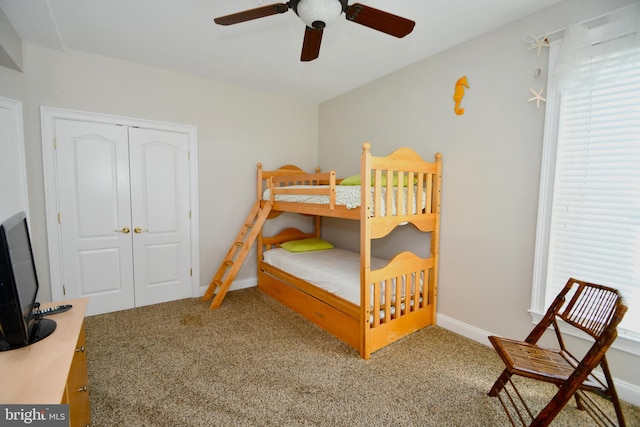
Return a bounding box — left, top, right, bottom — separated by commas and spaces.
256, 143, 442, 359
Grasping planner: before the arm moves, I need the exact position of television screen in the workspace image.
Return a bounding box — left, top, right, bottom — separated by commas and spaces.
0, 211, 55, 350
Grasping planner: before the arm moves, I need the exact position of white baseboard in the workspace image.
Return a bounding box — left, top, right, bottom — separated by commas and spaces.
198, 278, 257, 297
436, 312, 494, 348
228, 278, 257, 292
436, 313, 640, 407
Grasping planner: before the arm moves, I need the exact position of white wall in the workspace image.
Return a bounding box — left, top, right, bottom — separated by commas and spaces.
0, 6, 22, 71
0, 43, 318, 303
318, 0, 640, 405
0, 96, 28, 221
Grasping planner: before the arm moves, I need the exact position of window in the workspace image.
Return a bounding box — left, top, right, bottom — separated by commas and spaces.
532, 6, 640, 353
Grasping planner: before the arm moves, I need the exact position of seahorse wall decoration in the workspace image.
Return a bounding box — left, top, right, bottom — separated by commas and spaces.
453, 75, 469, 115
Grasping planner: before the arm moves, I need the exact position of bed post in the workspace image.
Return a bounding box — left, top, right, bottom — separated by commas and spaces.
314, 215, 321, 239
257, 163, 264, 267
360, 142, 372, 359
257, 163, 263, 201
431, 153, 442, 325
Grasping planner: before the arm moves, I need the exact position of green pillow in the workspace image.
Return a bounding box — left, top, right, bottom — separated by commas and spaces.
280, 238, 334, 252
340, 174, 362, 185
339, 173, 415, 186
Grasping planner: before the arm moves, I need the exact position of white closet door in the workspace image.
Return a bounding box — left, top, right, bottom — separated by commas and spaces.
43, 108, 199, 316
55, 119, 135, 314
128, 127, 192, 307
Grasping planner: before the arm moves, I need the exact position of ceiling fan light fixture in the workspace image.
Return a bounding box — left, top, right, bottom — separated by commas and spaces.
296, 0, 343, 28
213, 1, 414, 61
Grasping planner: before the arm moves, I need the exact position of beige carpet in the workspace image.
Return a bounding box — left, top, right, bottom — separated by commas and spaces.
85, 287, 639, 426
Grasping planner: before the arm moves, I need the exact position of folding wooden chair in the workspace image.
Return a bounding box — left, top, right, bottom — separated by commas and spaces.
487, 278, 628, 426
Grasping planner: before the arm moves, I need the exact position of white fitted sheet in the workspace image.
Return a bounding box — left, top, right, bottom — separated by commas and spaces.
263, 185, 427, 215
262, 247, 402, 307
262, 247, 389, 306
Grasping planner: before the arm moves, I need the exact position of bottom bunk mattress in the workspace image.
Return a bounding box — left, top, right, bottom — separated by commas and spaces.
262, 247, 421, 309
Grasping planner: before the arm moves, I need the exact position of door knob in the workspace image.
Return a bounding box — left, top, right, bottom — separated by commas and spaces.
134, 227, 149, 234
116, 227, 130, 234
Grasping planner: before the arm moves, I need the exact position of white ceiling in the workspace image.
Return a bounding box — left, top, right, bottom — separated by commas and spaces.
0, 0, 564, 103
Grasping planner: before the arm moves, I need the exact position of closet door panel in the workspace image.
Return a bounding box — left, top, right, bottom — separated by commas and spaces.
128, 127, 192, 306
55, 119, 135, 315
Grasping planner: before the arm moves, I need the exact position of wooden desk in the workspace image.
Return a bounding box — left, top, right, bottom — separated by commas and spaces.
0, 298, 90, 426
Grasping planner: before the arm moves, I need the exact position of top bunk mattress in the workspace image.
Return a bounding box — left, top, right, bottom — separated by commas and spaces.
263, 185, 427, 215
262, 247, 389, 307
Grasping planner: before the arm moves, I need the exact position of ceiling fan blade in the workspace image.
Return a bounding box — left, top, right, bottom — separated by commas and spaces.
214, 3, 290, 26
345, 3, 415, 38
301, 26, 323, 62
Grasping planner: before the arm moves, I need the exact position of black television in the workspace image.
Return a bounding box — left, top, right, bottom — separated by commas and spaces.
0, 211, 56, 351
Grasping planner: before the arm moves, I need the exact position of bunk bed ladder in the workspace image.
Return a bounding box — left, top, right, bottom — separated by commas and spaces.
203, 200, 272, 309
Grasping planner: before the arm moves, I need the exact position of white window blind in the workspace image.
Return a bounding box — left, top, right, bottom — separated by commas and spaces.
544, 36, 640, 340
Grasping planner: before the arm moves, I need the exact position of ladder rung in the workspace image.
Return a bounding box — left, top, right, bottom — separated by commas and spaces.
204, 200, 272, 308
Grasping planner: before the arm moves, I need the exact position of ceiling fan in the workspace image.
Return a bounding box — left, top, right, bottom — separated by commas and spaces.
214, 0, 415, 62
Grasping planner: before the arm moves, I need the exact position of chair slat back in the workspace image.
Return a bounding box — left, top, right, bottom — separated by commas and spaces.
559, 278, 626, 340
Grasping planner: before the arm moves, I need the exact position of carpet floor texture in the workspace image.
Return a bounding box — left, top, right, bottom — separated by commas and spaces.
85, 287, 639, 426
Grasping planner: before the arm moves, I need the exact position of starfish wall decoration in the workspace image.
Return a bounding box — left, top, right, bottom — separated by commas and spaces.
524, 33, 551, 56
523, 32, 550, 110
528, 88, 546, 109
